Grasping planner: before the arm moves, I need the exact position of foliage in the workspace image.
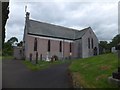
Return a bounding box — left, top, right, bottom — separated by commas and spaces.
2, 42, 13, 56
7, 37, 18, 46
99, 34, 120, 54
69, 53, 118, 88
99, 41, 111, 54
23, 60, 69, 71
99, 41, 108, 49
51, 55, 58, 62
110, 34, 120, 47
23, 61, 51, 71
17, 41, 23, 46
2, 37, 19, 56
0, 50, 2, 56
2, 56, 13, 60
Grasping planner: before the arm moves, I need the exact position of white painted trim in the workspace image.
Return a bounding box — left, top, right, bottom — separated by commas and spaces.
28, 34, 74, 42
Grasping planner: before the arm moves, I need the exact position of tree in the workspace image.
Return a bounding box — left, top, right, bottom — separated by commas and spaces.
99, 41, 108, 49
7, 37, 18, 46
2, 37, 18, 56
98, 34, 120, 54
110, 34, 120, 47
99, 41, 111, 54
2, 42, 13, 56
17, 41, 23, 47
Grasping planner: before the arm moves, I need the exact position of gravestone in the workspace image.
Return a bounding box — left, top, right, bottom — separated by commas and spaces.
29, 53, 32, 62
40, 54, 42, 60
36, 52, 38, 64
112, 44, 120, 80
108, 44, 120, 87
111, 47, 117, 53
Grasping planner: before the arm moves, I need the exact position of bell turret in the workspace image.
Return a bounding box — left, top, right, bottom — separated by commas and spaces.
26, 12, 30, 21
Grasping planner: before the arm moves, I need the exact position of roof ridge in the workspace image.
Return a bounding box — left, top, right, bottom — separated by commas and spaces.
28, 19, 91, 40
78, 27, 90, 32
29, 19, 89, 32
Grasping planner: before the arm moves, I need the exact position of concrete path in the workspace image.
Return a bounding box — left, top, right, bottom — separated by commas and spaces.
2, 60, 72, 88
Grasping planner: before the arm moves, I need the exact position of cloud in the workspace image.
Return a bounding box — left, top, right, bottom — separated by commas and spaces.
5, 1, 118, 42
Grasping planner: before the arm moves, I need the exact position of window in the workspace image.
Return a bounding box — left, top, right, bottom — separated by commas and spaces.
48, 40, 50, 52
70, 42, 72, 52
91, 38, 94, 49
88, 38, 90, 49
59, 41, 62, 52
34, 38, 37, 51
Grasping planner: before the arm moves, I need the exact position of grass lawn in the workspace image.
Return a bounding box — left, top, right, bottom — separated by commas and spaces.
23, 60, 70, 71
69, 53, 118, 88
2, 56, 14, 60
0, 56, 2, 60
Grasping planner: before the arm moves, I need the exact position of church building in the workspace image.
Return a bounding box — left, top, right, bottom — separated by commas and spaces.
20, 12, 99, 61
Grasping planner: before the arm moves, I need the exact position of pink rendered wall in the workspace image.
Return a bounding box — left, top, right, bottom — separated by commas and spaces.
26, 35, 74, 60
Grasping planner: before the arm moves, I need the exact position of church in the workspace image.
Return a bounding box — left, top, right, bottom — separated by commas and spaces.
15, 12, 99, 61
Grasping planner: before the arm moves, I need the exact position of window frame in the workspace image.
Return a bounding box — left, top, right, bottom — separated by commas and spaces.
34, 38, 37, 51
91, 38, 94, 49
48, 40, 51, 52
70, 42, 72, 53
59, 41, 62, 52
88, 38, 90, 49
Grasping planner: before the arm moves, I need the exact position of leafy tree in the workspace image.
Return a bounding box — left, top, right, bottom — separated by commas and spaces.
7, 37, 18, 46
99, 41, 111, 54
2, 37, 18, 56
2, 42, 13, 56
99, 41, 108, 49
17, 41, 23, 47
110, 34, 120, 47
99, 34, 120, 54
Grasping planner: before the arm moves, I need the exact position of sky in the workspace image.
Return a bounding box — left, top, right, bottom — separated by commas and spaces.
5, 0, 119, 43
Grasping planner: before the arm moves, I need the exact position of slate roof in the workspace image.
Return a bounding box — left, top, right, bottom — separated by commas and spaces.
28, 19, 90, 40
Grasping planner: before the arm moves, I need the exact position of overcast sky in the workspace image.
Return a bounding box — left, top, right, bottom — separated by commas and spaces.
5, 0, 119, 42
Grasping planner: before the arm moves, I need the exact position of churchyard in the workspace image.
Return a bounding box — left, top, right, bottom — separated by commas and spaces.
69, 53, 118, 88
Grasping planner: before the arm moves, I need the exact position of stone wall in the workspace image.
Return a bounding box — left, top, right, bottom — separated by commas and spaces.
82, 28, 99, 58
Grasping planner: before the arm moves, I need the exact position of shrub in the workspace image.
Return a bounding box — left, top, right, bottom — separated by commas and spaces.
51, 55, 58, 62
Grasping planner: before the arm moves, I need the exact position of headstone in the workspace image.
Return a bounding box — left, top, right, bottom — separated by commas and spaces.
115, 43, 120, 74
111, 47, 117, 53
36, 52, 38, 64
108, 44, 120, 86
46, 52, 50, 61
108, 44, 120, 87
30, 53, 32, 62
40, 54, 42, 60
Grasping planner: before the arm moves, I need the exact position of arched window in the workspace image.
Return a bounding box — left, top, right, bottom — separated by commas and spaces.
88, 38, 90, 49
70, 42, 72, 52
91, 38, 94, 49
59, 41, 62, 52
48, 40, 50, 52
34, 38, 37, 51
